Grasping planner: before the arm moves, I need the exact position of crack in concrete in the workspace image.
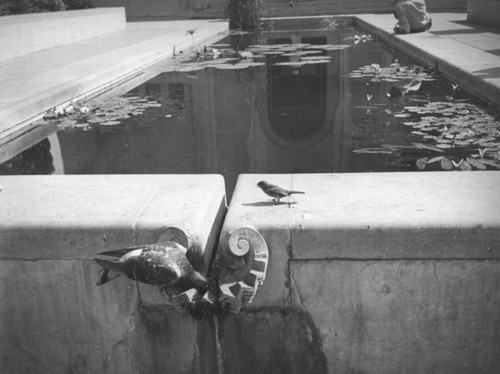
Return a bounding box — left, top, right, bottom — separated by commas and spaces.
0, 257, 96, 262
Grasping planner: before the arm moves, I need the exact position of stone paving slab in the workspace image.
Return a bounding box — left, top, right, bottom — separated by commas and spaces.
354, 12, 500, 106
0, 18, 228, 141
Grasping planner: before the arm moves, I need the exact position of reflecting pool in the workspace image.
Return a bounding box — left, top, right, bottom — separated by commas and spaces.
1, 23, 499, 198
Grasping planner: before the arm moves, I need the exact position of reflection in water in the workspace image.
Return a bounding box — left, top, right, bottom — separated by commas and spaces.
0, 138, 54, 175
1, 26, 499, 199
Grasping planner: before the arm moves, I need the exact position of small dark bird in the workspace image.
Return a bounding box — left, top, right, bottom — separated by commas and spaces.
257, 180, 305, 203
95, 242, 208, 293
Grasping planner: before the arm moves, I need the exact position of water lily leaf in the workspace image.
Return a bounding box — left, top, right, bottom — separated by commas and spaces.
440, 157, 453, 170
466, 157, 487, 169
436, 143, 452, 149
301, 56, 332, 60
352, 148, 393, 154
416, 158, 428, 169
303, 59, 331, 65
459, 160, 472, 171
101, 120, 121, 126
477, 158, 500, 168
412, 143, 445, 152
274, 61, 305, 67
87, 118, 105, 124
394, 113, 412, 118
427, 156, 444, 164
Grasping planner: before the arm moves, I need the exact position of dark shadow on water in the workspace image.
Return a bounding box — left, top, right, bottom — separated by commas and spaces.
242, 201, 297, 207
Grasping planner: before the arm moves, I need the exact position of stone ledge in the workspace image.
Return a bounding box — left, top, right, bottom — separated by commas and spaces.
221, 172, 500, 307
0, 174, 226, 271
0, 8, 126, 63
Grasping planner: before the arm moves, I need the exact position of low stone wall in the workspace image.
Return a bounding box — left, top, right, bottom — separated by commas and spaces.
0, 8, 126, 63
467, 0, 500, 27
217, 172, 500, 373
0, 174, 226, 373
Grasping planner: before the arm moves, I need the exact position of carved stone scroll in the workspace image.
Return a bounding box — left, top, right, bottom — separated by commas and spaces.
218, 227, 269, 313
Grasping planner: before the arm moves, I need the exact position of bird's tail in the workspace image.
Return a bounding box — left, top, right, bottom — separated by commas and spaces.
94, 247, 141, 284
289, 190, 305, 195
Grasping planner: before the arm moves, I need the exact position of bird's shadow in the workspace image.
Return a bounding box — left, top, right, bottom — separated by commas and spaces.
242, 201, 297, 207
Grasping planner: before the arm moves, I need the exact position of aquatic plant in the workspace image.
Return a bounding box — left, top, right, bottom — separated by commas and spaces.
224, 0, 265, 30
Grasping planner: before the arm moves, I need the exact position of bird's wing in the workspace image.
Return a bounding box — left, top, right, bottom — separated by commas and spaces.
95, 245, 149, 259
267, 184, 288, 196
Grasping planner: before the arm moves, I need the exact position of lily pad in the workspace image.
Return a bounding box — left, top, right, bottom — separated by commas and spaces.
416, 158, 428, 169
466, 157, 487, 169
440, 157, 453, 170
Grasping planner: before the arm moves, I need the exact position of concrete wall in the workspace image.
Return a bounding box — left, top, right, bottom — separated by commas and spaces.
0, 174, 226, 374
218, 172, 500, 373
0, 8, 126, 63
467, 0, 500, 27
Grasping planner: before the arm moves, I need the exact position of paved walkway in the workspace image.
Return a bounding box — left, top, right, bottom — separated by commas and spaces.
0, 18, 228, 141
355, 12, 500, 106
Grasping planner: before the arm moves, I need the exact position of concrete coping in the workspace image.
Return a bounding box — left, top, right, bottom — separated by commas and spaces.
0, 174, 226, 275
224, 172, 500, 260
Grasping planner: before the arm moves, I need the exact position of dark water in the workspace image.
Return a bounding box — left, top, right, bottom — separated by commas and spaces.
1, 24, 499, 198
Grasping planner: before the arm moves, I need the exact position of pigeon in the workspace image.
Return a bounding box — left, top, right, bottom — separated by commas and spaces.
95, 242, 208, 293
257, 180, 305, 203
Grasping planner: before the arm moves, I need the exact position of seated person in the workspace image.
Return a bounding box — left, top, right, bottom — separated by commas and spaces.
393, 0, 432, 34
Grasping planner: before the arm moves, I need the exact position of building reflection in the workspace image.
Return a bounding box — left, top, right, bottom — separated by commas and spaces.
0, 27, 395, 196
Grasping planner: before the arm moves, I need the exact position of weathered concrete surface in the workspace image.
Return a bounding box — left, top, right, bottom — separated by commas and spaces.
0, 174, 226, 374
0, 8, 126, 63
355, 12, 500, 108
95, 0, 226, 19
467, 0, 500, 28
0, 16, 228, 143
221, 172, 500, 373
291, 260, 500, 374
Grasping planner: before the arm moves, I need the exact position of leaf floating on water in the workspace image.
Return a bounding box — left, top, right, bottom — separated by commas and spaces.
416, 158, 428, 169
459, 160, 472, 171
466, 157, 487, 169
477, 158, 500, 168
412, 143, 445, 152
427, 156, 444, 164
394, 113, 412, 118
436, 143, 452, 149
352, 148, 393, 154
101, 120, 121, 126
300, 56, 332, 60
440, 157, 453, 170
303, 59, 331, 65
274, 61, 305, 67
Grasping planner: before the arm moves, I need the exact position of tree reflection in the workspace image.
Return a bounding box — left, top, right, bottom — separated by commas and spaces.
0, 139, 54, 175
